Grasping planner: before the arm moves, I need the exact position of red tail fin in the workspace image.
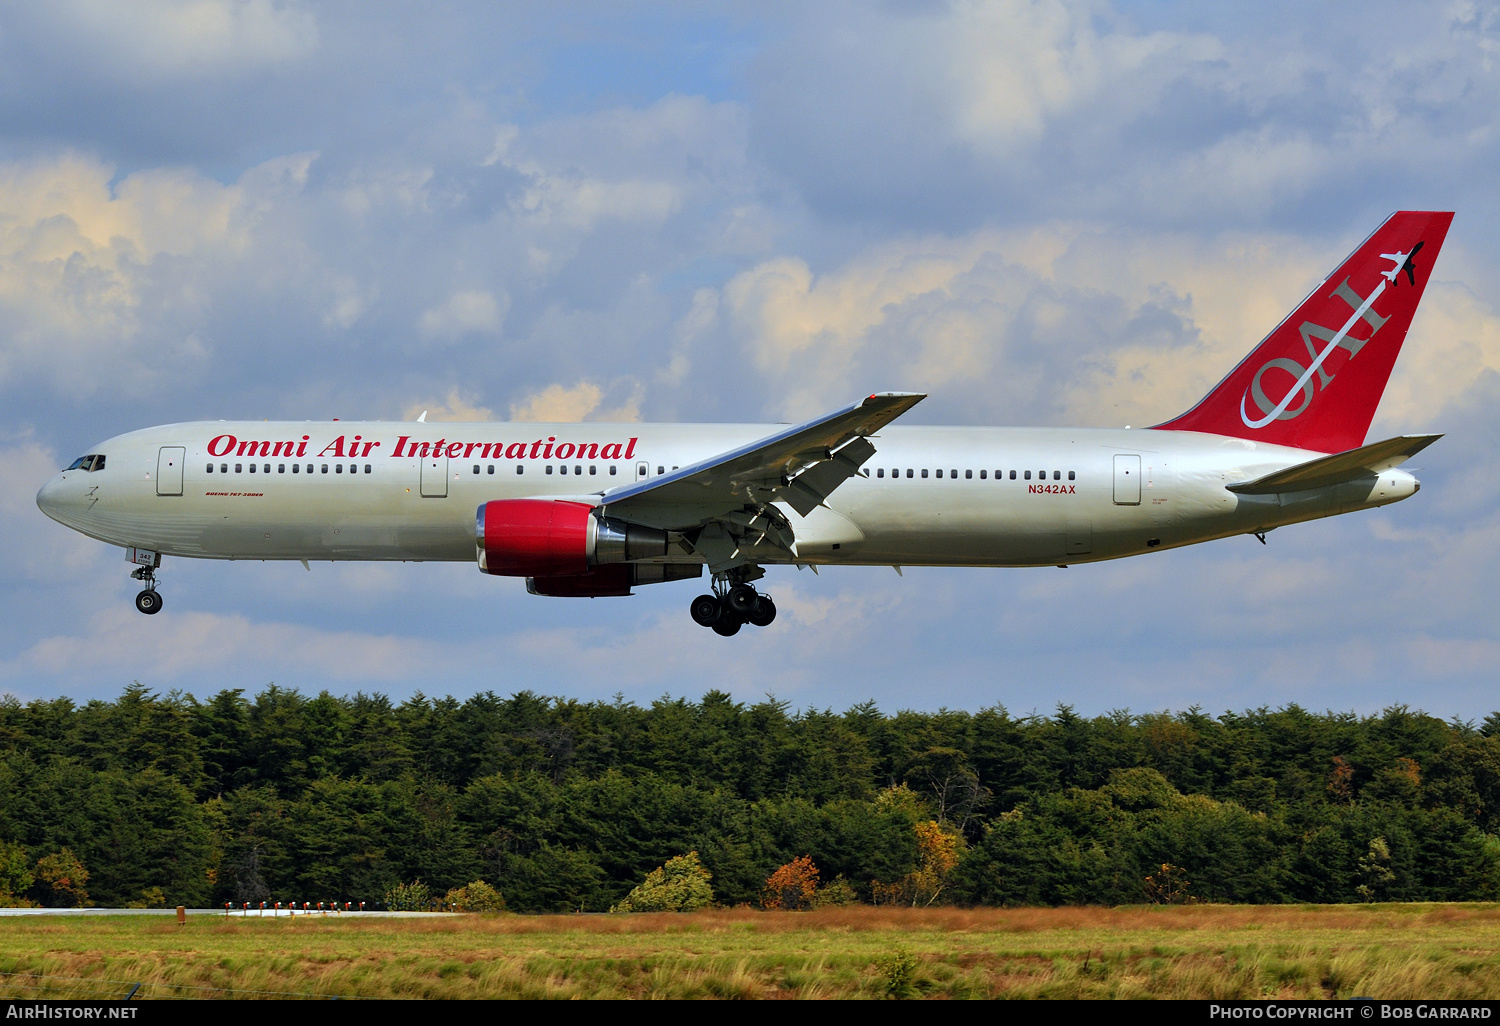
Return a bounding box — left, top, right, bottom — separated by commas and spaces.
1154, 211, 1452, 453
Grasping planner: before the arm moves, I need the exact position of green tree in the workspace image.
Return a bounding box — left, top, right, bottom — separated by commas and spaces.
611, 851, 714, 913
0, 841, 34, 907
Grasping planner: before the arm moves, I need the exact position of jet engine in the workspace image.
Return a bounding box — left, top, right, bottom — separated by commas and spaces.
475, 499, 675, 577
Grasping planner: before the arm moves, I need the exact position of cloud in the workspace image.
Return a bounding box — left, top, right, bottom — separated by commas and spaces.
418, 289, 508, 341
745, 1, 1500, 234
0, 151, 317, 395
709, 222, 1334, 425
2, 3, 1500, 719
1377, 277, 1500, 433
402, 390, 496, 423
11, 607, 434, 684
508, 380, 643, 423
15, 0, 319, 83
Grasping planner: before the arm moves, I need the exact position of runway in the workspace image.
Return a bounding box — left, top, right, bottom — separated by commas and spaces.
0, 907, 451, 918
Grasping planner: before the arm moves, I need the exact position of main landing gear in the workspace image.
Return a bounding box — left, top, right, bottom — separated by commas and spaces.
131, 565, 162, 615
690, 577, 776, 636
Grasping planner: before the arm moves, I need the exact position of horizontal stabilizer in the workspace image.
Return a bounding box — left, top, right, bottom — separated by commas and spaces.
1227, 434, 1442, 494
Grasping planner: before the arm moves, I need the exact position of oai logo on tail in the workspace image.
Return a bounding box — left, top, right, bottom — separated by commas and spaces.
1239, 270, 1391, 429
1379, 240, 1424, 286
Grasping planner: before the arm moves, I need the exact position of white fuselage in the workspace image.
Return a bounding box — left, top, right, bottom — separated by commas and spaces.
35, 420, 1420, 570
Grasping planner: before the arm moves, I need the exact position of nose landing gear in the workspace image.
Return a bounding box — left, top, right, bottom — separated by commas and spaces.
690, 571, 776, 636
130, 562, 162, 615
134, 586, 162, 615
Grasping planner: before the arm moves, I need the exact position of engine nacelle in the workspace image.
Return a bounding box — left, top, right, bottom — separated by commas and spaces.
476, 500, 674, 578
527, 562, 704, 597
477, 499, 593, 577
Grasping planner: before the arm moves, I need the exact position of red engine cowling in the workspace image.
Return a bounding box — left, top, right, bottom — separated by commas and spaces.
477, 499, 594, 577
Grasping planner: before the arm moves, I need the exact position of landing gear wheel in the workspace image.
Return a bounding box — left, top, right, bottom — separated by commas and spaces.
726, 583, 759, 616
711, 614, 743, 637
748, 595, 777, 627
690, 594, 722, 627
135, 590, 162, 615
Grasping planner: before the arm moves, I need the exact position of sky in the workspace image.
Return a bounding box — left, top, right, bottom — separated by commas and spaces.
5, 0, 1500, 718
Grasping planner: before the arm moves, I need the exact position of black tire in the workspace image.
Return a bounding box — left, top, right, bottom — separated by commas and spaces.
690, 594, 721, 626
726, 583, 758, 616
711, 613, 743, 637
748, 596, 777, 627
135, 590, 162, 615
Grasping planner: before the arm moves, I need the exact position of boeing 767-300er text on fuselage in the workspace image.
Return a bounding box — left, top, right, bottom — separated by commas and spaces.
36, 211, 1453, 635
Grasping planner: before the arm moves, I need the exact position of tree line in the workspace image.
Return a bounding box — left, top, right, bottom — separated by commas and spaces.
1, 684, 1498, 910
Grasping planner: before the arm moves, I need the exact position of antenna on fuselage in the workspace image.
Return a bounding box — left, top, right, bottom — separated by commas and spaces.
417, 411, 427, 422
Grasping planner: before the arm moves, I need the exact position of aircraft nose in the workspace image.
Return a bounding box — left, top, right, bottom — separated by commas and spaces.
36, 475, 65, 521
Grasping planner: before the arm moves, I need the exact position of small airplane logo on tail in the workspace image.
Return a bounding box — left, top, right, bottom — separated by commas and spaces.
1379, 240, 1425, 286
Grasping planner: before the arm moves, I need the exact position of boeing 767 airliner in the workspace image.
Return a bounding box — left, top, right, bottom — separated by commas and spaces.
36, 211, 1452, 636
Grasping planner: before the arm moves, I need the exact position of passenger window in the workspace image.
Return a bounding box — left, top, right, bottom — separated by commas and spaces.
336, 465, 343, 474
248, 464, 256, 474
577, 465, 583, 475
306, 464, 313, 474
292, 464, 299, 474
1068, 471, 1075, 481
263, 464, 270, 473
951, 469, 958, 478
365, 464, 371, 474
222, 464, 229, 473
488, 465, 494, 475
935, 469, 942, 478
589, 466, 596, 475
559, 465, 567, 475
349, 464, 356, 474
877, 468, 884, 478
321, 465, 328, 474
546, 465, 553, 475
1024, 471, 1031, 480
206, 464, 213, 473
1009, 470, 1016, 480
473, 465, 480, 475
921, 469, 928, 479
516, 465, 523, 475
906, 469, 913, 478
657, 466, 665, 475
980, 470, 986, 479
965, 469, 972, 479
637, 463, 648, 477
1053, 471, 1060, 481
278, 464, 285, 473
235, 464, 243, 473
609, 466, 617, 476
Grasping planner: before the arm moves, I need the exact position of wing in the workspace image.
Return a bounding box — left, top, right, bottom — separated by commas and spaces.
1227, 434, 1441, 495
594, 393, 925, 564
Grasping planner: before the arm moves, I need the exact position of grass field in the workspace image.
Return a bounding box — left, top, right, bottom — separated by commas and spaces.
2, 904, 1500, 1000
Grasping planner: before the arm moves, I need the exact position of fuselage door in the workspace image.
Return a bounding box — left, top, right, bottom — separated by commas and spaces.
1113, 454, 1140, 505
420, 454, 449, 497
156, 447, 184, 496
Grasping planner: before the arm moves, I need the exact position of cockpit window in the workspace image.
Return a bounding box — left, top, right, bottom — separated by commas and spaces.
66, 454, 106, 472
